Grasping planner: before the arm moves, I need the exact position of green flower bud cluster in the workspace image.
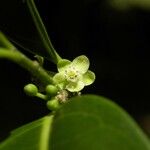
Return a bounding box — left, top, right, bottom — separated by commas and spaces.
45, 85, 61, 111
24, 83, 62, 111
24, 83, 69, 111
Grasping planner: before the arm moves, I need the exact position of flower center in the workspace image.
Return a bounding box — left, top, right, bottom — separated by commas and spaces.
65, 67, 79, 82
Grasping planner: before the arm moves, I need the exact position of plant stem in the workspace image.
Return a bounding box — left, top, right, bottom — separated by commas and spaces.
0, 32, 16, 50
36, 93, 47, 100
0, 48, 55, 86
25, 0, 61, 64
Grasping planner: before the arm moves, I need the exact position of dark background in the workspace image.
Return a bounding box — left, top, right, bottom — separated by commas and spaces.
0, 0, 150, 139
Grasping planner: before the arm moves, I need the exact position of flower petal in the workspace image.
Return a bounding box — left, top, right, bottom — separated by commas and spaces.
82, 70, 95, 86
72, 55, 89, 74
53, 72, 65, 83
57, 59, 71, 72
66, 81, 84, 92
53, 73, 67, 89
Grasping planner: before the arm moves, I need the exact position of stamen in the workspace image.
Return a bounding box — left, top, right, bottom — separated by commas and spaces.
64, 66, 79, 82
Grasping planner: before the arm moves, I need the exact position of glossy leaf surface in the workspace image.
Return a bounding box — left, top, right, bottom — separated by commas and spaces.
0, 115, 53, 150
0, 95, 150, 150
50, 95, 150, 150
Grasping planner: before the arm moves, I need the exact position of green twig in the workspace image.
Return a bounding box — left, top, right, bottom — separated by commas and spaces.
0, 48, 55, 86
36, 93, 47, 100
25, 0, 61, 64
0, 32, 16, 50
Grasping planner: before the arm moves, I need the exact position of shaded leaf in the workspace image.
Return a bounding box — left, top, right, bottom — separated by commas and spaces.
50, 95, 150, 150
0, 115, 53, 150
0, 95, 150, 150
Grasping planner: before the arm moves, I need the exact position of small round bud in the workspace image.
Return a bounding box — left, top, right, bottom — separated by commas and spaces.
24, 84, 38, 96
47, 99, 60, 111
46, 85, 58, 96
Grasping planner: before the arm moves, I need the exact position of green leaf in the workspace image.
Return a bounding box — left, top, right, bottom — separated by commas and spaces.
1, 95, 150, 150
0, 115, 53, 150
50, 95, 150, 150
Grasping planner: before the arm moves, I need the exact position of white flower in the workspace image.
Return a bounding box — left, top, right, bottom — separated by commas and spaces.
53, 55, 95, 92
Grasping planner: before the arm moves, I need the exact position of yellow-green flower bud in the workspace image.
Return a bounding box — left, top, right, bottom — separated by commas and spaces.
24, 84, 38, 96
46, 85, 58, 96
47, 99, 60, 111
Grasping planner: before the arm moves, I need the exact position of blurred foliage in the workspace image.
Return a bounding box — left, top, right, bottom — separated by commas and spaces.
109, 0, 150, 10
